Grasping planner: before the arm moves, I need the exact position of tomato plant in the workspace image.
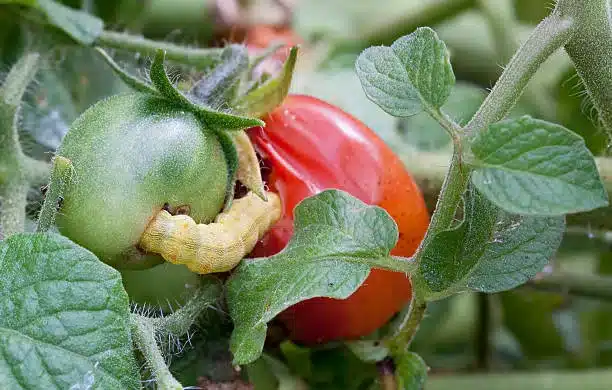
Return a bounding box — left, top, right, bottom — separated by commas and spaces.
2, 1, 612, 389
248, 95, 430, 343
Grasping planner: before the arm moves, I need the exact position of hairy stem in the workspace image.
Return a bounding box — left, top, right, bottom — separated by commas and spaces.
465, 9, 574, 133
130, 314, 182, 390
557, 0, 612, 145
477, 0, 557, 120
151, 278, 222, 338
96, 30, 223, 68
37, 156, 72, 233
0, 181, 27, 237
0, 51, 41, 237
386, 298, 428, 355
416, 151, 468, 249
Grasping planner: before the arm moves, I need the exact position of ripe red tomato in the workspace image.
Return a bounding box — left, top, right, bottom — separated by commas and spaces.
247, 95, 430, 344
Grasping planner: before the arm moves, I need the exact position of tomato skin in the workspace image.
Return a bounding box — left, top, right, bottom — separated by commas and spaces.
248, 95, 430, 344
56, 92, 229, 307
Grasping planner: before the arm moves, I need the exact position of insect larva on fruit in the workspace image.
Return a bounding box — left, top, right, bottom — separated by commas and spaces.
138, 191, 281, 274
233, 131, 266, 200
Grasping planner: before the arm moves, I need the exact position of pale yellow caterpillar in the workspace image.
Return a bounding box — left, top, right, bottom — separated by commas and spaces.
139, 191, 281, 274
233, 131, 266, 200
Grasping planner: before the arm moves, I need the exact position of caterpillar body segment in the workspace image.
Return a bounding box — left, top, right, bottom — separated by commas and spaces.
139, 191, 281, 274
233, 131, 266, 200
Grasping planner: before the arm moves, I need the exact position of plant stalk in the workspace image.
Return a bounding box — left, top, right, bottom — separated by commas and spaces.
386, 298, 428, 355
465, 8, 574, 133
130, 314, 182, 390
477, 0, 558, 120
556, 0, 612, 145
96, 30, 223, 68
0, 51, 42, 237
151, 279, 221, 338
0, 180, 27, 237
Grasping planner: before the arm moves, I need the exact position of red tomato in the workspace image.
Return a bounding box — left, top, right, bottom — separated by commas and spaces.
247, 95, 430, 344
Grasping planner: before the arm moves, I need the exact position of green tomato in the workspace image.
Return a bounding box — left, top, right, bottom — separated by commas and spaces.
56, 92, 229, 306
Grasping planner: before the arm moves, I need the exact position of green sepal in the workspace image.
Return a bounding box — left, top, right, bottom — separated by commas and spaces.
94, 47, 159, 95
150, 49, 264, 131
235, 46, 299, 117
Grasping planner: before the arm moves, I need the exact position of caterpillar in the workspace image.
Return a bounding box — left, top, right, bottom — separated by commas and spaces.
139, 191, 281, 274
233, 130, 266, 200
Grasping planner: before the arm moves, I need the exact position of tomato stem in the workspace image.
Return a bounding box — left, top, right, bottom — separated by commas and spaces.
149, 279, 222, 338
427, 107, 462, 139
130, 314, 183, 390
465, 8, 574, 134
96, 30, 223, 69
0, 51, 49, 237
477, 0, 557, 121
557, 0, 612, 145
385, 298, 428, 356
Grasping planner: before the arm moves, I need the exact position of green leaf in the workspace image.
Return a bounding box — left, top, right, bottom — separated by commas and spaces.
399, 82, 485, 151
227, 190, 411, 364
417, 186, 565, 300
149, 49, 264, 131
355, 27, 455, 117
38, 0, 104, 45
471, 116, 608, 216
94, 47, 157, 95
395, 352, 428, 390
235, 46, 298, 117
0, 233, 139, 389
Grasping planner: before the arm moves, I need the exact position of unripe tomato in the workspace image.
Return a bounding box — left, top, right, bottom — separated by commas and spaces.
56, 92, 229, 305
248, 95, 430, 344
